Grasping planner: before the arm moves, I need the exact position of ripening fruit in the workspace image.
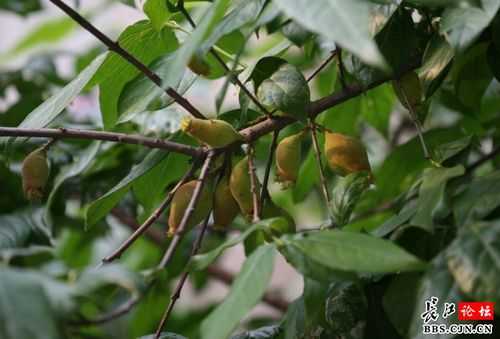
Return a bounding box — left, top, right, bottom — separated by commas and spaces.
262, 200, 296, 238
22, 147, 49, 201
181, 117, 242, 148
188, 55, 211, 76
324, 132, 372, 178
275, 131, 304, 187
213, 174, 240, 230
168, 180, 212, 237
229, 157, 260, 218
392, 71, 422, 109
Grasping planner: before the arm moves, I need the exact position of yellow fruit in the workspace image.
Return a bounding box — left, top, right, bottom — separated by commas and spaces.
22, 147, 49, 201
180, 117, 242, 148
275, 131, 304, 187
324, 132, 372, 177
168, 180, 212, 236
392, 71, 422, 109
213, 174, 240, 229
188, 55, 211, 76
229, 157, 260, 219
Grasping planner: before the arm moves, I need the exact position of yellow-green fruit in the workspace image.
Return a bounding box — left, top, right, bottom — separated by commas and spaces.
22, 147, 49, 201
324, 132, 372, 177
168, 180, 212, 237
392, 71, 422, 109
229, 157, 260, 218
276, 132, 304, 187
213, 175, 240, 229
181, 117, 242, 148
262, 201, 296, 239
188, 55, 211, 76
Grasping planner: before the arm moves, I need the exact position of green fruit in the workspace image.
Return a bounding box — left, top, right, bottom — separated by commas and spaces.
181, 117, 242, 148
262, 200, 296, 240
188, 55, 211, 76
324, 132, 372, 178
275, 131, 304, 187
22, 147, 49, 201
229, 157, 260, 219
392, 71, 422, 109
168, 180, 212, 236
213, 174, 240, 229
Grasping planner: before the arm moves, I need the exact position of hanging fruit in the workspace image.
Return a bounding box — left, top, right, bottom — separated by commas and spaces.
392, 71, 422, 110
168, 180, 212, 237
181, 117, 242, 148
324, 132, 372, 178
229, 156, 260, 219
213, 174, 240, 229
22, 147, 50, 201
275, 131, 305, 187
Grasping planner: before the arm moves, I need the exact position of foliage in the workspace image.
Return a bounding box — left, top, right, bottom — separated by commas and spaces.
1, 0, 500, 338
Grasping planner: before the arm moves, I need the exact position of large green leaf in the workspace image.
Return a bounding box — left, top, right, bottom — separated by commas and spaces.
453, 170, 500, 226
85, 149, 168, 228
0, 208, 52, 251
410, 165, 465, 232
91, 21, 178, 128
200, 244, 276, 339
0, 0, 41, 15
3, 54, 106, 146
360, 84, 395, 137
440, 0, 500, 51
446, 221, 500, 304
272, 0, 386, 69
281, 230, 427, 274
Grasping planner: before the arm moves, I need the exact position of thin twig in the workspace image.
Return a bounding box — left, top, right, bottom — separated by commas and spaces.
309, 120, 334, 224
466, 145, 500, 174
177, 2, 272, 117
158, 151, 216, 268
259, 131, 279, 211
154, 215, 212, 338
247, 146, 261, 222
48, 0, 206, 120
0, 127, 203, 157
70, 294, 140, 326
307, 50, 338, 83
102, 159, 201, 263
336, 47, 348, 89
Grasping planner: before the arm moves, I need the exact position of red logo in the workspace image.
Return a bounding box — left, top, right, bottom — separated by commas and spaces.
458, 302, 495, 321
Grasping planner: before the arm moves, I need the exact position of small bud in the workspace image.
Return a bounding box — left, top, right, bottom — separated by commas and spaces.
324, 132, 372, 178
213, 174, 240, 230
188, 55, 211, 77
229, 157, 260, 219
180, 117, 242, 148
392, 71, 422, 109
275, 131, 304, 187
22, 147, 49, 201
168, 180, 212, 237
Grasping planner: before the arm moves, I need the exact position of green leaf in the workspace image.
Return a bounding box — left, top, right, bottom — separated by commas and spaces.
257, 63, 310, 120
453, 170, 500, 226
440, 0, 500, 51
408, 255, 463, 339
190, 219, 280, 271
85, 149, 168, 228
371, 201, 417, 237
0, 0, 41, 15
0, 268, 68, 339
272, 0, 386, 69
419, 35, 454, 98
360, 84, 395, 137
117, 53, 197, 124
200, 244, 276, 339
331, 172, 371, 226
91, 21, 178, 128
143, 0, 173, 31
282, 230, 427, 274
292, 147, 318, 203
410, 165, 465, 232
447, 221, 500, 303
45, 142, 101, 221
281, 297, 305, 339
231, 325, 282, 339
3, 54, 106, 146
0, 208, 52, 251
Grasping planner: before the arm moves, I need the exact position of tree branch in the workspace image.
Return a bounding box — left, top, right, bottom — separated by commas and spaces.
48, 0, 206, 120
307, 50, 337, 83
102, 159, 202, 263
260, 131, 279, 211
247, 146, 261, 222
0, 127, 203, 157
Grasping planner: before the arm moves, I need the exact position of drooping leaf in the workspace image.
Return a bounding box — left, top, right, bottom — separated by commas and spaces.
331, 171, 371, 226
0, 208, 52, 251
272, 0, 387, 69
200, 244, 276, 339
